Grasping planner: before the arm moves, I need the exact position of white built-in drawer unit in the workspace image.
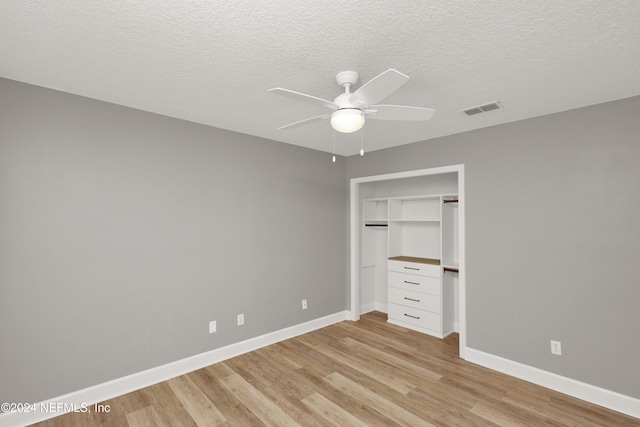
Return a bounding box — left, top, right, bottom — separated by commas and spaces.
388, 271, 440, 295
387, 256, 453, 338
388, 287, 441, 313
388, 259, 441, 278
387, 304, 441, 331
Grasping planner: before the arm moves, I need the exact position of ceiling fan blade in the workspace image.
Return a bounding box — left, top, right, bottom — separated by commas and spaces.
349, 69, 409, 108
269, 88, 338, 110
366, 105, 435, 121
277, 114, 330, 130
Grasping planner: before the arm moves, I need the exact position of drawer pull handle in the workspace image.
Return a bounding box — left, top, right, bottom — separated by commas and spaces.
404, 281, 420, 285
404, 313, 420, 320
404, 297, 420, 302
404, 267, 420, 270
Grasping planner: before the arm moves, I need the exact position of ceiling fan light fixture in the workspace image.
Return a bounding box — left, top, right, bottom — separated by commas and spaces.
331, 109, 364, 133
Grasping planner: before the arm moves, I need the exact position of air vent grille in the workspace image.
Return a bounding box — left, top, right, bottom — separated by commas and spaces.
463, 101, 502, 116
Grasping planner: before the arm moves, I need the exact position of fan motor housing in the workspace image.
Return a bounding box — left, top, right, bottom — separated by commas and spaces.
333, 92, 355, 108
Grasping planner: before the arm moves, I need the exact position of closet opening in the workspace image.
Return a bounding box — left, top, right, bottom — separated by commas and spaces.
349, 165, 466, 359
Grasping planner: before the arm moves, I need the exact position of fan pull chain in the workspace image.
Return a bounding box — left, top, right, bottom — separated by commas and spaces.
360, 127, 364, 156
332, 131, 336, 163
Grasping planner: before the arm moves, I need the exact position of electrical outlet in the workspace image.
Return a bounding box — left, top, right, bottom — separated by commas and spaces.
237, 313, 244, 326
209, 320, 216, 334
302, 299, 308, 310
550, 340, 562, 355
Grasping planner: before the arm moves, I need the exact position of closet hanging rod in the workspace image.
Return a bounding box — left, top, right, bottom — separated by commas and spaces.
365, 224, 388, 227
443, 199, 459, 204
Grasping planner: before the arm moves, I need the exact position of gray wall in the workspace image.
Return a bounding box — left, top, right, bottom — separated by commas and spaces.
0, 78, 347, 404
347, 95, 640, 399
2, 75, 639, 406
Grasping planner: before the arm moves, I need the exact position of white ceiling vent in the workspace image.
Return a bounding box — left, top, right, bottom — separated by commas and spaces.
463, 101, 502, 116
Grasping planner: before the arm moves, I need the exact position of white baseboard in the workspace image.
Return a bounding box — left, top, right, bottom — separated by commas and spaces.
0, 311, 349, 427
359, 302, 387, 315
375, 302, 388, 314
359, 302, 377, 314
465, 347, 640, 420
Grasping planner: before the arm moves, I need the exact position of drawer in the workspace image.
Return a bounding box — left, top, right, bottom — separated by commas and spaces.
388, 303, 441, 331
388, 271, 441, 296
388, 287, 441, 313
388, 260, 441, 278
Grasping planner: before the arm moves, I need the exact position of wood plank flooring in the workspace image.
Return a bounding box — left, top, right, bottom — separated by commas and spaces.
32, 312, 639, 426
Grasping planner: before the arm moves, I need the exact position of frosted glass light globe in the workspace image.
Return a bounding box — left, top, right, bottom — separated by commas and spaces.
331, 109, 364, 133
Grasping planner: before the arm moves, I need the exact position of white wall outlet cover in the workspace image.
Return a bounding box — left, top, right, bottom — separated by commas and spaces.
209, 320, 217, 334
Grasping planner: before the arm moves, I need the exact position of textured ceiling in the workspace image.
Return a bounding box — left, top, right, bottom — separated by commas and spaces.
2, 1, 640, 156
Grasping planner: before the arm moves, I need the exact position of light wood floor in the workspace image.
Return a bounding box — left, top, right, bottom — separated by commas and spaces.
33, 312, 639, 426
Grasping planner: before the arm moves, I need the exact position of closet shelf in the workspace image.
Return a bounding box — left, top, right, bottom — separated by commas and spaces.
389, 219, 440, 222
388, 256, 440, 265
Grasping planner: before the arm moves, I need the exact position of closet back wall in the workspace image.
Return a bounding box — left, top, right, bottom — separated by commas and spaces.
346, 95, 640, 400
0, 78, 348, 404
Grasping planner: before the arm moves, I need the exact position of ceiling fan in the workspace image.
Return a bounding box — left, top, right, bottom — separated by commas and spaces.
268, 69, 435, 134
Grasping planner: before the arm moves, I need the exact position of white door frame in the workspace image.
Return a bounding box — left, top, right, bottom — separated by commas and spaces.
348, 164, 467, 358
